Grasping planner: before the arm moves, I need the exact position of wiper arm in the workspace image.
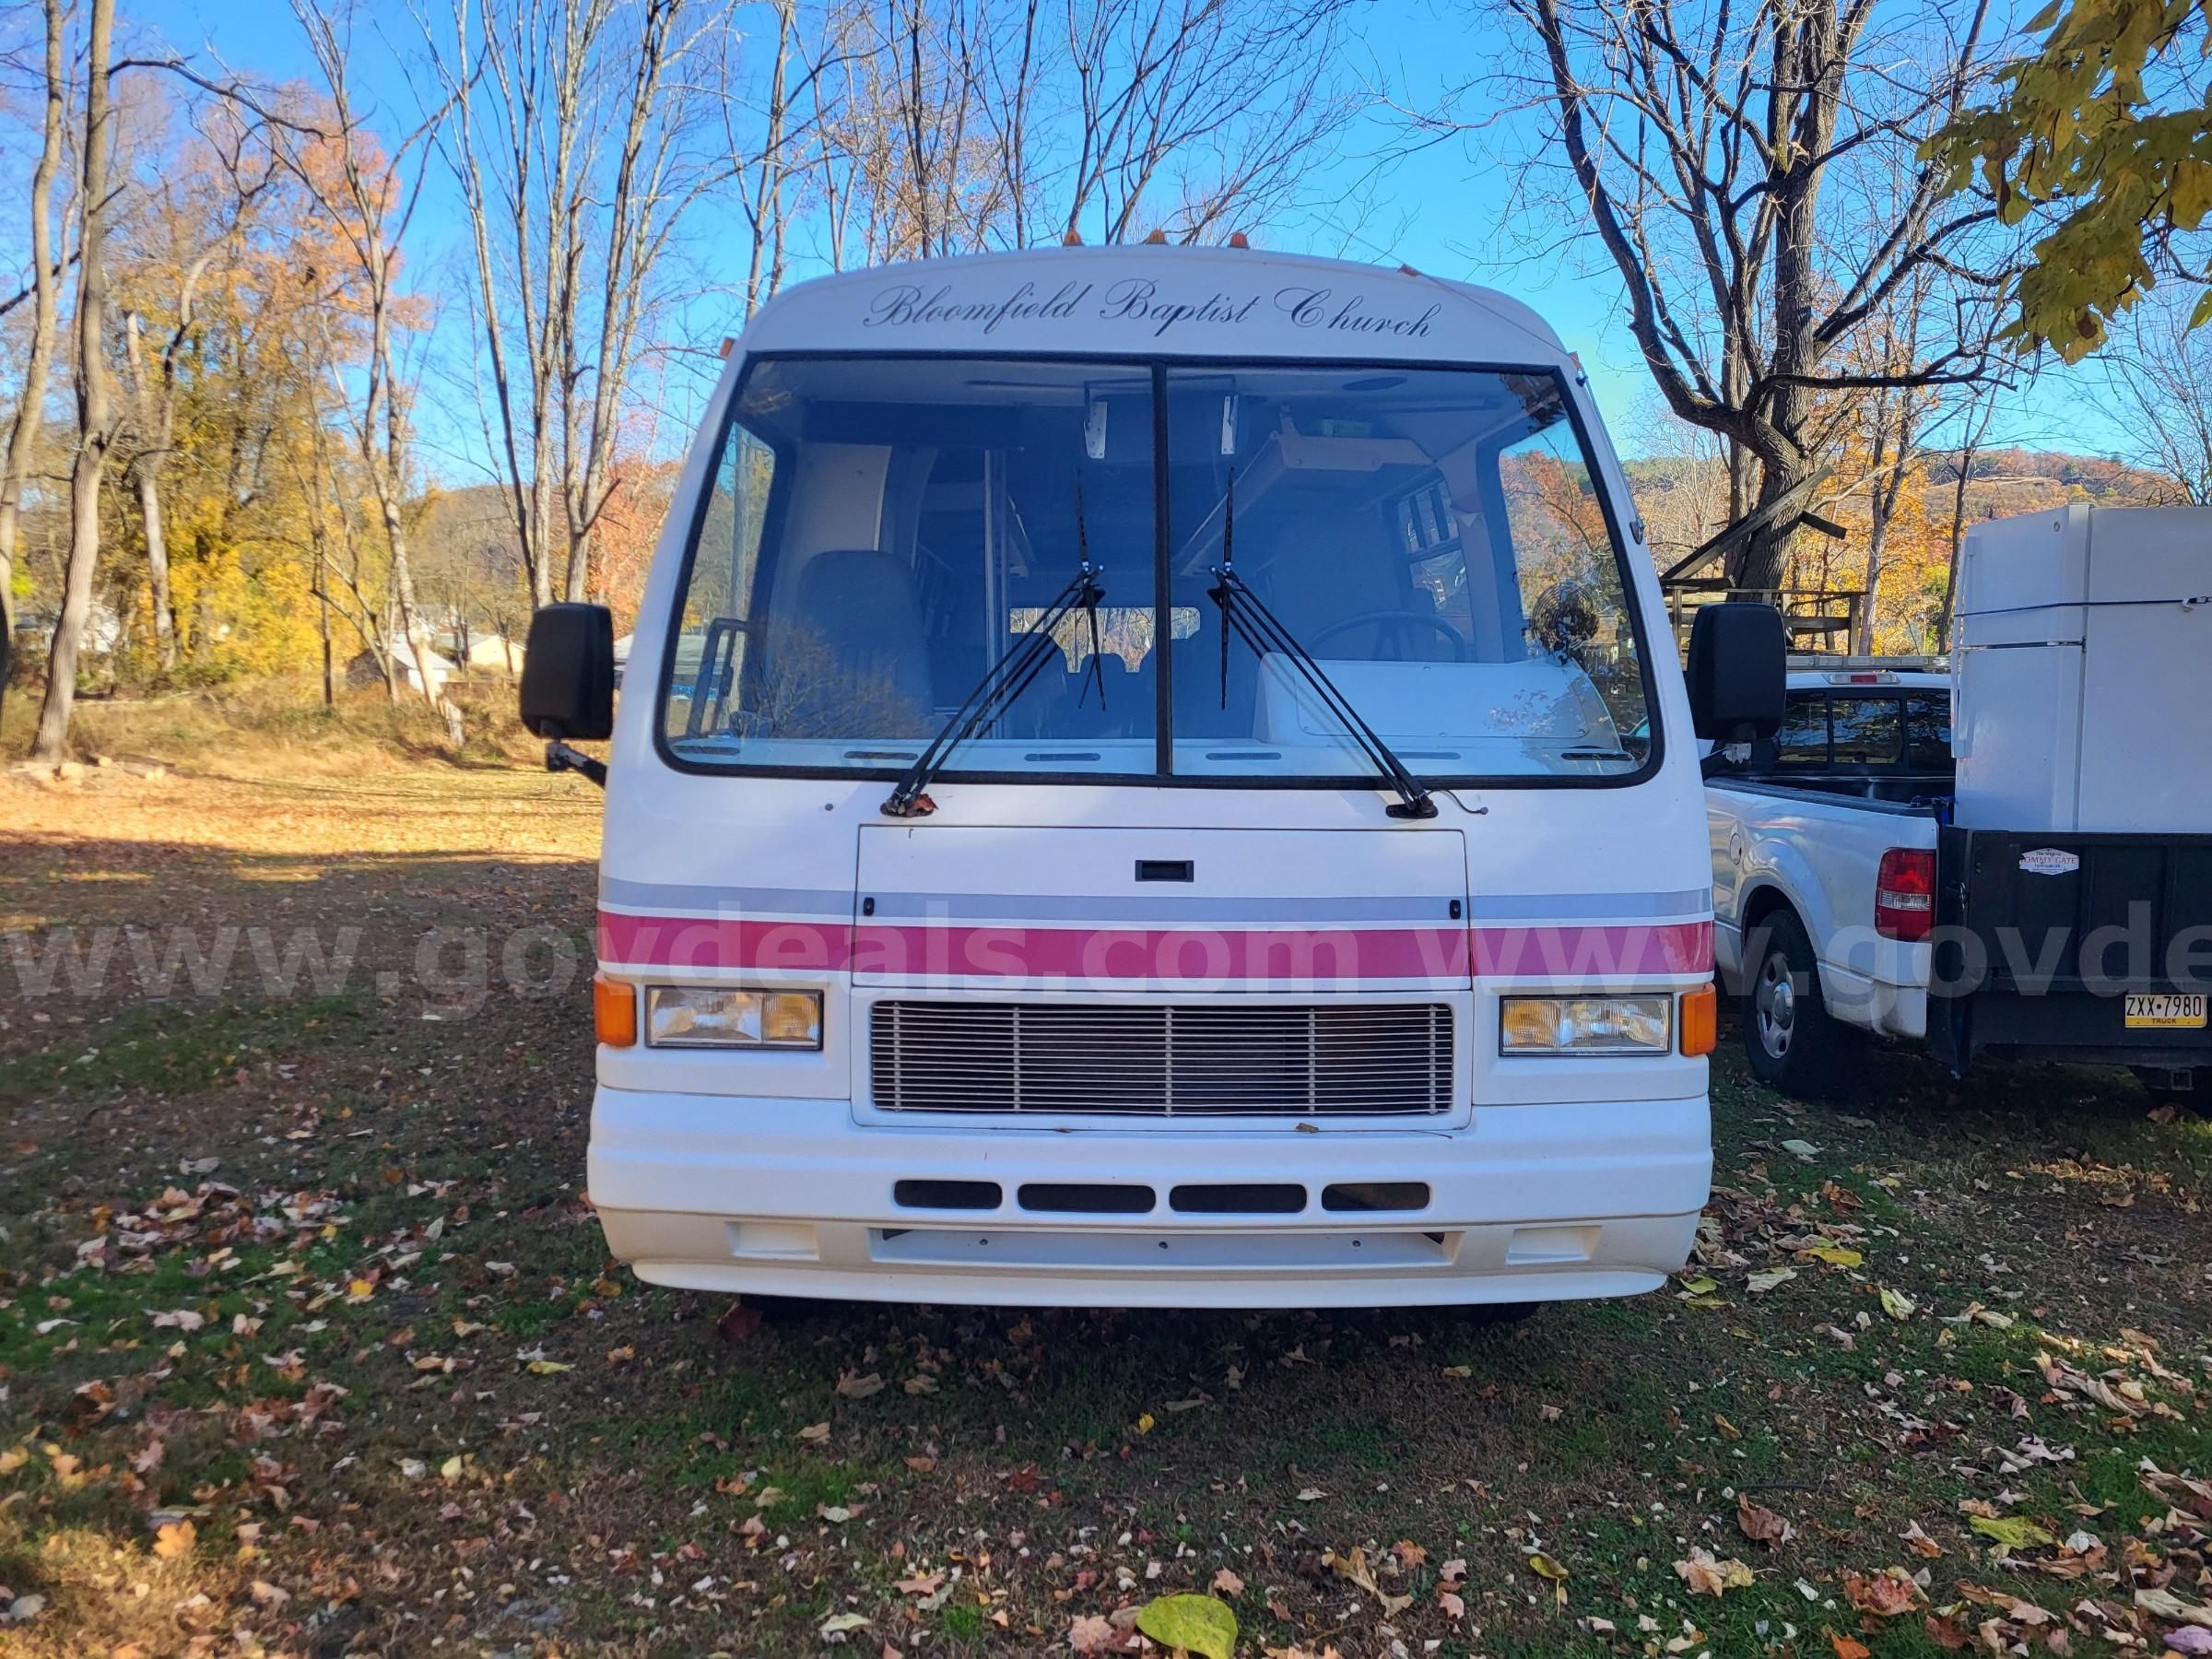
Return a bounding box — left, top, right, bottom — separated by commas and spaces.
1209, 554, 1437, 820
882, 541, 1105, 818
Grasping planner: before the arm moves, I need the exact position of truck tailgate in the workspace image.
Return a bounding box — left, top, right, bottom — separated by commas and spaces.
1932, 826, 2212, 1066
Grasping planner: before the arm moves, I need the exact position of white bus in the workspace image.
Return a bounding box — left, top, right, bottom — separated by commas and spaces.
520, 244, 1783, 1311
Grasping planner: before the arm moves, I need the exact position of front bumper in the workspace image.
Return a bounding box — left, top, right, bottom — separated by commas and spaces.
586, 1089, 1712, 1308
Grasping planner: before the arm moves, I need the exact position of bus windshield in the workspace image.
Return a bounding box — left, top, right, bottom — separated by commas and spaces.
658, 355, 1655, 782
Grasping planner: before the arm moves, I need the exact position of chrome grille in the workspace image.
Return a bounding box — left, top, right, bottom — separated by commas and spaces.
869, 1001, 1453, 1115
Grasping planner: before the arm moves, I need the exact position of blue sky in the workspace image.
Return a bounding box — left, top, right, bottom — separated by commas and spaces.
163, 0, 2124, 482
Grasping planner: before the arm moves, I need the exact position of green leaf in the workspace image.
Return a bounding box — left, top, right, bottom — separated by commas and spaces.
1970, 1514, 2056, 1550
1878, 1287, 1916, 1321
1135, 1593, 1238, 1659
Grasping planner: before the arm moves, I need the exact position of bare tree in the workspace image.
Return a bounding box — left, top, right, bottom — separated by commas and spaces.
1, 0, 67, 727
1434, 0, 2016, 592
32, 0, 118, 765
418, 0, 737, 609
1932, 383, 1998, 652
2087, 284, 2212, 506
283, 0, 463, 745
810, 0, 1363, 265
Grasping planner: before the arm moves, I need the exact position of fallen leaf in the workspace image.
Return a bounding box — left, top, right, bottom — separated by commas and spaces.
1674, 1548, 1754, 1597
1840, 1568, 1917, 1617
1969, 1514, 2055, 1550
1900, 1521, 1943, 1559
1212, 1567, 1245, 1596
2135, 1585, 2212, 1629
837, 1371, 886, 1400
1827, 1633, 1871, 1659
1525, 1551, 1570, 1607
1806, 1244, 1863, 1267
1747, 1267, 1798, 1294
1067, 1613, 1117, 1654
1134, 1593, 1237, 1659
1878, 1288, 1916, 1321
797, 1422, 831, 1443
153, 1520, 196, 1559
524, 1359, 572, 1375
1737, 1494, 1795, 1547
819, 1611, 872, 1639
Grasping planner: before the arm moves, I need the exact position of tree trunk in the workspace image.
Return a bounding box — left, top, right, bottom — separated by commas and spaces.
0, 0, 66, 731
1733, 451, 1813, 596
135, 465, 178, 669
33, 0, 117, 766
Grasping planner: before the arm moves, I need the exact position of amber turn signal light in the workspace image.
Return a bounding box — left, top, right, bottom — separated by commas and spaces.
1678, 982, 1717, 1057
594, 973, 638, 1047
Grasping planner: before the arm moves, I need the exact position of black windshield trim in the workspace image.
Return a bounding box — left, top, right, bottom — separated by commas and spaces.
651, 348, 1665, 794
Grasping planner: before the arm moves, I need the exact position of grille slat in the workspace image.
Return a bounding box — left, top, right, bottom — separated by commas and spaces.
870, 1001, 1453, 1116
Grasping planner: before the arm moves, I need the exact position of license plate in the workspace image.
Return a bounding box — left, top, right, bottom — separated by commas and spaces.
2124, 993, 2208, 1030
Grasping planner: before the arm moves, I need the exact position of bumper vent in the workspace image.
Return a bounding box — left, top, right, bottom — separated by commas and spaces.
869, 1001, 1453, 1116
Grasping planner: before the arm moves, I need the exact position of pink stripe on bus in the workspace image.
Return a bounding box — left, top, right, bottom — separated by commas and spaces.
596, 912, 1712, 980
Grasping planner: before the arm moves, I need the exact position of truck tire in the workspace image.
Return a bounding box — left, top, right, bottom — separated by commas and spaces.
1741, 909, 1841, 1097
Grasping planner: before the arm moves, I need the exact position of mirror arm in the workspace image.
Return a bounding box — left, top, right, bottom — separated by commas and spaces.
546, 740, 607, 789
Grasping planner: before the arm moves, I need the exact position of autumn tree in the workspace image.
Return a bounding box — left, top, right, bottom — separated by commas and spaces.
114, 102, 279, 671
1932, 0, 2212, 357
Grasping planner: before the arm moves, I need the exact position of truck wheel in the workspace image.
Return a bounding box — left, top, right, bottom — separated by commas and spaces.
1742, 910, 1839, 1097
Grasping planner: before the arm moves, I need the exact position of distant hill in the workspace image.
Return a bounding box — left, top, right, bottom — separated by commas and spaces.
1932, 448, 2175, 518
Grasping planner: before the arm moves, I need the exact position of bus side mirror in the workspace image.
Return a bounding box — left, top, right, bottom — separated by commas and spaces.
1686, 601, 1785, 745
520, 603, 616, 741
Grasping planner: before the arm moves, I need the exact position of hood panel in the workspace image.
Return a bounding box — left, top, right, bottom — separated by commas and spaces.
852, 824, 1471, 990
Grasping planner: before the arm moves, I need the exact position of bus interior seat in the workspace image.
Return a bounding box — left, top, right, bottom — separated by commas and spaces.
785, 548, 935, 735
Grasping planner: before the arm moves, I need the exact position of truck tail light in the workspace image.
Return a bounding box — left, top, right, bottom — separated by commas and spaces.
1875, 848, 1935, 941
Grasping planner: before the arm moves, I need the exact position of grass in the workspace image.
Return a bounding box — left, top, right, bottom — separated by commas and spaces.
1, 754, 2207, 1656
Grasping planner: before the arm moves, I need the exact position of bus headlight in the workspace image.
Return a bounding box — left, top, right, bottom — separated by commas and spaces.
1500, 994, 1670, 1055
645, 986, 823, 1049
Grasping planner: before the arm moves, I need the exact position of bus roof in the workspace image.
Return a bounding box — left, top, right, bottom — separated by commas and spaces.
732, 245, 1573, 370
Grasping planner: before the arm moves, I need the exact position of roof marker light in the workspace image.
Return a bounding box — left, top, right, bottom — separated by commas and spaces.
1144, 229, 1169, 244
1228, 231, 1250, 249
1063, 228, 1083, 246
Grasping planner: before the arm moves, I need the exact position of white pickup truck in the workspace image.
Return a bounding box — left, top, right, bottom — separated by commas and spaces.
1706, 505, 2212, 1107
1707, 667, 1950, 1091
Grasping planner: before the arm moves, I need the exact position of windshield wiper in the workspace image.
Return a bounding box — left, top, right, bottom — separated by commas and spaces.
1207, 472, 1437, 820
881, 496, 1105, 818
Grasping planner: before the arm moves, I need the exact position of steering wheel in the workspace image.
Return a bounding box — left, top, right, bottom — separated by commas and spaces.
1309, 609, 1469, 662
